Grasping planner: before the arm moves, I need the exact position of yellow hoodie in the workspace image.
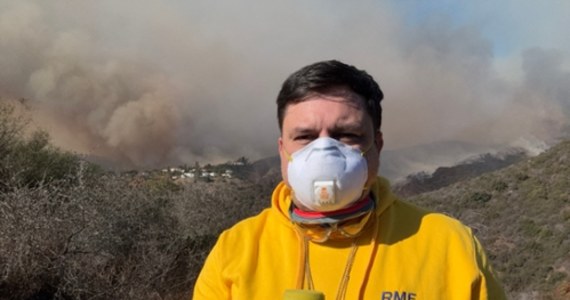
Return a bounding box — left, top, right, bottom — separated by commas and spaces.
193, 177, 506, 299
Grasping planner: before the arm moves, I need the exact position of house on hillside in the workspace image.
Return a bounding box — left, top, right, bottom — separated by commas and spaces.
181, 172, 195, 179
169, 167, 184, 173
222, 169, 233, 178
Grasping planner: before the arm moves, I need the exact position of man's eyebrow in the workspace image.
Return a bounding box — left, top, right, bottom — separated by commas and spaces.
288, 127, 317, 136
331, 122, 364, 132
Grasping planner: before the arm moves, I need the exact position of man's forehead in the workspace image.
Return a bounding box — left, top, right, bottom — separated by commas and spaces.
304, 87, 365, 108
284, 89, 366, 116
280, 86, 373, 134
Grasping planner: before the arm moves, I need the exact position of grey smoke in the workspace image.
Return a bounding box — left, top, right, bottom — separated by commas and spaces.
1, 0, 568, 168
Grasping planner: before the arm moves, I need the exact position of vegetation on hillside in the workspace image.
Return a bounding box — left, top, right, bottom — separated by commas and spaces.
0, 103, 270, 299
410, 140, 570, 299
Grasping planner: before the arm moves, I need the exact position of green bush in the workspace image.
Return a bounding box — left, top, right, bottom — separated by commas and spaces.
469, 191, 492, 204
515, 172, 530, 181
1, 103, 100, 190
492, 180, 508, 192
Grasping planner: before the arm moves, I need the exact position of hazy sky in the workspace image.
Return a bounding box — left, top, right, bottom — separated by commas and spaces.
1, 0, 569, 167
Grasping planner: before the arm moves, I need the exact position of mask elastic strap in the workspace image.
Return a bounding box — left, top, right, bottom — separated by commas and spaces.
360, 144, 373, 157
282, 147, 293, 162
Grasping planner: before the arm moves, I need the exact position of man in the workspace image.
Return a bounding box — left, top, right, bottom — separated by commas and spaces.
193, 60, 506, 299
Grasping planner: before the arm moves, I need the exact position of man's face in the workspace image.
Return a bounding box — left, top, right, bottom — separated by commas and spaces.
278, 88, 383, 195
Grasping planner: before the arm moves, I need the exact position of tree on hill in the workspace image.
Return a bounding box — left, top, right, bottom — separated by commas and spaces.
0, 103, 97, 189
236, 156, 250, 166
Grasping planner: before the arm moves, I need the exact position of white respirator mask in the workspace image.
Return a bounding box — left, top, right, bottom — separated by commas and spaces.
285, 137, 370, 212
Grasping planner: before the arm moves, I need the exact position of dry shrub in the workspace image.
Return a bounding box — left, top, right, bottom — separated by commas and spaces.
0, 174, 270, 299
1, 178, 188, 299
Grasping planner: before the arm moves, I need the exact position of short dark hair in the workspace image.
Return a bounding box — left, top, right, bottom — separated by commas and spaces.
276, 60, 384, 132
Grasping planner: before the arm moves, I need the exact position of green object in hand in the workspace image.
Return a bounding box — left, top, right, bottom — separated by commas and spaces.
283, 289, 325, 300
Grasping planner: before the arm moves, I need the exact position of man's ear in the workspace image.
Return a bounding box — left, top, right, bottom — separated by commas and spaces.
374, 131, 384, 153
278, 136, 286, 161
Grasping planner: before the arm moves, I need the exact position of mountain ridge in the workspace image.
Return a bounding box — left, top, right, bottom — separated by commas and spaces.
393, 147, 530, 197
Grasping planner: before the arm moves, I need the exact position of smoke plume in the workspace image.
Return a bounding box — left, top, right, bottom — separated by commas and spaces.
1, 0, 569, 168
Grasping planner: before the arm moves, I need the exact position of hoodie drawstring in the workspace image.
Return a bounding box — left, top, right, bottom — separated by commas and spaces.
295, 230, 361, 300
295, 229, 308, 289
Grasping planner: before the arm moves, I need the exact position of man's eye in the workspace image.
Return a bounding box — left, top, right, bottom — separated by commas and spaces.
294, 135, 314, 141
338, 133, 361, 141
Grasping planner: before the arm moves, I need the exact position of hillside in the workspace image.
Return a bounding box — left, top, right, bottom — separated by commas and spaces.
393, 148, 529, 197
408, 140, 570, 299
